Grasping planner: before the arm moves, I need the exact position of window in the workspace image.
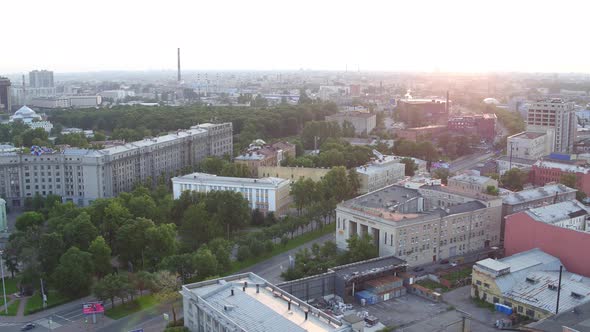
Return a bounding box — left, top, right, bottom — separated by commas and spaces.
484, 283, 490, 288
476, 280, 482, 286
493, 297, 499, 304
525, 309, 535, 317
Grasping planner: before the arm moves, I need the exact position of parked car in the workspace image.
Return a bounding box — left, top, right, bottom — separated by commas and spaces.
440, 259, 449, 264
21, 323, 36, 331
413, 266, 425, 272
450, 262, 458, 267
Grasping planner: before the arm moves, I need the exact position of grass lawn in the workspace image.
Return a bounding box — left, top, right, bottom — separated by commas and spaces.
229, 223, 335, 274
25, 290, 73, 315
0, 278, 18, 306
105, 294, 158, 320
0, 299, 21, 316
443, 267, 472, 283
416, 279, 450, 293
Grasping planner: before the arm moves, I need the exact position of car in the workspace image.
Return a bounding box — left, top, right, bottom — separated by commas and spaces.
21, 323, 36, 331
450, 262, 458, 267
440, 259, 449, 264
413, 266, 425, 272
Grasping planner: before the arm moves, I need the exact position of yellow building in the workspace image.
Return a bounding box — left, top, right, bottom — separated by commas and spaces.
471, 249, 590, 321
258, 166, 331, 182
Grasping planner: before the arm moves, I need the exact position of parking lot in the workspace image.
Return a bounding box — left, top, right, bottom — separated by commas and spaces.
346, 287, 506, 331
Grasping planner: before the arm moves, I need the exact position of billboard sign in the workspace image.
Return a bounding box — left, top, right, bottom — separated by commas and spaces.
83, 302, 105, 314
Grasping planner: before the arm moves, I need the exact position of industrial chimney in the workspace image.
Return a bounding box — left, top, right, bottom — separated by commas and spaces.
177, 48, 181, 82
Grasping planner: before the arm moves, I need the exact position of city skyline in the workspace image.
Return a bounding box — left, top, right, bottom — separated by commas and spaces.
3, 0, 590, 74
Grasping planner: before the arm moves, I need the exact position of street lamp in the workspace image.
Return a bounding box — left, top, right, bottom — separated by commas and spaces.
0, 250, 7, 314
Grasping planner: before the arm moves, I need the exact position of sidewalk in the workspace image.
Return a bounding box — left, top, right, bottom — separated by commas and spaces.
0, 295, 95, 323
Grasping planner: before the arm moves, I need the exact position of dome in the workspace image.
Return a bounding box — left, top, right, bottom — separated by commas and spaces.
14, 105, 37, 117
483, 98, 500, 105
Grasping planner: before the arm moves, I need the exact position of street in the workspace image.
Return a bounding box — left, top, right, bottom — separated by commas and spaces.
449, 151, 496, 173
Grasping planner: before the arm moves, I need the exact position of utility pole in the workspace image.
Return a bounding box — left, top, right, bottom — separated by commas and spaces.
0, 251, 7, 314
556, 265, 563, 314
509, 141, 514, 170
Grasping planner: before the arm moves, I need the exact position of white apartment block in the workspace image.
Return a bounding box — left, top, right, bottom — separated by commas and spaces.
172, 172, 291, 214
507, 131, 553, 160
0, 123, 232, 207
525, 200, 590, 232
335, 184, 502, 266
526, 99, 576, 153
356, 156, 406, 194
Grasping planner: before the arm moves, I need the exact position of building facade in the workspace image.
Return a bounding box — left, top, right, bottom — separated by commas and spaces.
172, 172, 291, 215
447, 173, 498, 196
258, 166, 331, 182
395, 125, 447, 142
0, 123, 232, 207
356, 156, 406, 194
29, 70, 54, 88
471, 249, 590, 321
505, 200, 590, 277
235, 141, 296, 176
447, 113, 497, 141
0, 77, 11, 112
396, 99, 449, 127
335, 184, 502, 266
531, 160, 590, 196
507, 131, 553, 160
526, 99, 576, 153
325, 111, 376, 135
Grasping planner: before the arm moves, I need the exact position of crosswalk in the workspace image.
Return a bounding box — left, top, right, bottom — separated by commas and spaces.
33, 317, 63, 330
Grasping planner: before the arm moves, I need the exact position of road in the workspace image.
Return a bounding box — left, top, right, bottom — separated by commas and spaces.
449, 151, 496, 173
238, 232, 335, 284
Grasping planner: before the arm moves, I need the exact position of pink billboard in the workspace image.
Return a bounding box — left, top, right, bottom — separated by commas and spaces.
83, 302, 105, 314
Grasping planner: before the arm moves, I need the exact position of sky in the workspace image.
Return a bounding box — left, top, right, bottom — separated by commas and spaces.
2, 0, 590, 74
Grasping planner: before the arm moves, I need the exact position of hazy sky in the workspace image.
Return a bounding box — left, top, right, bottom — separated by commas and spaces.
3, 0, 589, 74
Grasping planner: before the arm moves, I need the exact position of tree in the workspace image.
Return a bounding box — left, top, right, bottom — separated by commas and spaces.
179, 203, 220, 251
193, 246, 218, 280
145, 223, 177, 270
15, 211, 44, 232
116, 217, 154, 270
501, 168, 528, 191
400, 158, 417, 176
52, 247, 94, 298
343, 234, 378, 264
208, 238, 232, 274
560, 173, 577, 189
153, 271, 181, 323
159, 254, 195, 283
63, 212, 99, 250
93, 273, 130, 308
38, 232, 65, 276
131, 271, 155, 296
290, 178, 317, 214
486, 185, 499, 196
89, 236, 112, 277
101, 200, 132, 249
127, 194, 157, 221
251, 208, 265, 226
433, 168, 451, 185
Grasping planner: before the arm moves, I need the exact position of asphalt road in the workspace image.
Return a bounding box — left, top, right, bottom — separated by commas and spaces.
238, 232, 336, 284
449, 151, 496, 173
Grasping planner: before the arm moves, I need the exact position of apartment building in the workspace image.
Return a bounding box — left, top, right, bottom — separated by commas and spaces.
235, 141, 296, 176
526, 99, 576, 153
335, 184, 502, 266
325, 111, 377, 135
531, 160, 590, 196
501, 183, 577, 217
507, 131, 553, 160
471, 249, 590, 320
172, 172, 291, 214
505, 200, 590, 276
356, 156, 406, 194
447, 173, 498, 196
0, 123, 232, 207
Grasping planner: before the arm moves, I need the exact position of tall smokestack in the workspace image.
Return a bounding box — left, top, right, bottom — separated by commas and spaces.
177, 48, 181, 82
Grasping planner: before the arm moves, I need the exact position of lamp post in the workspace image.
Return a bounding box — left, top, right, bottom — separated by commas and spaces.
0, 250, 7, 314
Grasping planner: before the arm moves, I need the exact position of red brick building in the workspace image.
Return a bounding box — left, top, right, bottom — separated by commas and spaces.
531, 160, 590, 196
505, 201, 590, 277
396, 125, 447, 142
447, 114, 497, 141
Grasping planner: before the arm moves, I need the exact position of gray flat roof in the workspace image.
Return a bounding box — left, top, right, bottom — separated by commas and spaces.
525, 200, 590, 224
333, 255, 406, 282
173, 172, 289, 188
502, 184, 576, 205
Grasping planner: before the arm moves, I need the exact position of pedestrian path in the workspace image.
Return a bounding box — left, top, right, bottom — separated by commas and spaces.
33, 316, 63, 330
0, 321, 19, 327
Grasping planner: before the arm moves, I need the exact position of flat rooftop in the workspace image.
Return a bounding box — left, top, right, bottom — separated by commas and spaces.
332, 255, 407, 282
534, 160, 590, 174
502, 184, 576, 205
173, 172, 289, 187
326, 111, 375, 119
183, 273, 345, 332
510, 131, 546, 140
450, 173, 493, 185
525, 200, 590, 224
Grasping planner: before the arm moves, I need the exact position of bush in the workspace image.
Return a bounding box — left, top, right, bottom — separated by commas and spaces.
166, 318, 184, 327
164, 327, 189, 332
263, 240, 274, 253
236, 245, 251, 262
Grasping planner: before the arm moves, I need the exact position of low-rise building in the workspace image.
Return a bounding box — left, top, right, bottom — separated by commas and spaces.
471, 249, 590, 320
235, 141, 297, 177
396, 125, 447, 142
502, 183, 577, 217
181, 273, 352, 332
356, 156, 406, 194
447, 173, 498, 196
258, 165, 331, 182
448, 113, 497, 141
505, 200, 590, 277
335, 184, 502, 266
325, 111, 376, 135
172, 172, 291, 215
507, 131, 553, 160
8, 105, 53, 132
496, 155, 536, 175
531, 160, 590, 196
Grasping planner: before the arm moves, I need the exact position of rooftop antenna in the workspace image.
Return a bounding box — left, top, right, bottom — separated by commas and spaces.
177, 48, 181, 83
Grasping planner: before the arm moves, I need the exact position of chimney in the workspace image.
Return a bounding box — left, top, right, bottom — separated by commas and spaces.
256, 284, 260, 293
177, 48, 181, 82
305, 310, 308, 320
230, 288, 234, 296
288, 300, 291, 311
